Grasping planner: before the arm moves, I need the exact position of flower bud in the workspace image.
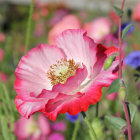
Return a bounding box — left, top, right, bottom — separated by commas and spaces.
104, 55, 115, 70
118, 134, 126, 140
92, 118, 104, 140
119, 84, 126, 102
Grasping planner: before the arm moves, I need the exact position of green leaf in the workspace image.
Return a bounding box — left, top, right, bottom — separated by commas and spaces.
129, 103, 137, 123
105, 115, 126, 130
0, 116, 10, 140
122, 24, 133, 39
106, 79, 120, 94
113, 6, 124, 16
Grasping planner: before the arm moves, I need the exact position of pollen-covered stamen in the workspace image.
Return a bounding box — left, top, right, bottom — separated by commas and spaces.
47, 59, 79, 86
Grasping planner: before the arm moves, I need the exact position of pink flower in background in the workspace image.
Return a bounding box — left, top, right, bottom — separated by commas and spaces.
49, 133, 65, 140
0, 33, 5, 42
48, 9, 69, 27
132, 2, 140, 22
107, 92, 118, 101
48, 15, 81, 45
84, 17, 112, 43
109, 10, 119, 25
52, 121, 66, 131
40, 7, 48, 17
34, 21, 45, 37
32, 12, 40, 21
0, 48, 4, 62
0, 72, 8, 83
14, 114, 65, 140
14, 114, 50, 140
14, 29, 118, 121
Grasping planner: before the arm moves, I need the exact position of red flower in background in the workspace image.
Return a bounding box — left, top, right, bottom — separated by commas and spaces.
132, 2, 140, 22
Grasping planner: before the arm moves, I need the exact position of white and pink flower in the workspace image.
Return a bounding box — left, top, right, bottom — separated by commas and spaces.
84, 17, 112, 43
48, 15, 81, 45
14, 29, 118, 121
14, 114, 50, 140
14, 114, 65, 140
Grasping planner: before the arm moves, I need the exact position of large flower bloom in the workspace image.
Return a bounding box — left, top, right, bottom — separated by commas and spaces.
15, 29, 118, 121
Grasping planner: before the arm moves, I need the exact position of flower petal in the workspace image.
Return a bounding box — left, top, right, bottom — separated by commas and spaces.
56, 29, 97, 77
15, 44, 65, 99
15, 89, 59, 118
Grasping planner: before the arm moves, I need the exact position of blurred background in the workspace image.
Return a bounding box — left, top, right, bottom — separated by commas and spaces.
0, 0, 140, 140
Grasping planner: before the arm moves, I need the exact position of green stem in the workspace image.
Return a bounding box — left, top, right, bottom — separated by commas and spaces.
96, 102, 99, 117
24, 0, 34, 54
71, 114, 81, 140
82, 112, 98, 140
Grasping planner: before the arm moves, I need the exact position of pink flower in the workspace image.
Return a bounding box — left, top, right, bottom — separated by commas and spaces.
107, 92, 118, 101
14, 29, 118, 121
132, 2, 140, 22
48, 133, 65, 140
32, 12, 40, 21
0, 33, 5, 42
109, 10, 119, 25
0, 72, 8, 83
34, 21, 45, 37
40, 7, 48, 17
48, 15, 81, 45
48, 9, 69, 27
14, 114, 51, 140
0, 48, 4, 62
52, 121, 66, 131
84, 17, 112, 43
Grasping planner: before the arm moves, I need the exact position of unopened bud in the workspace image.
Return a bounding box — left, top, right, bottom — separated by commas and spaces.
119, 84, 126, 102
118, 134, 125, 140
92, 118, 104, 140
104, 55, 116, 70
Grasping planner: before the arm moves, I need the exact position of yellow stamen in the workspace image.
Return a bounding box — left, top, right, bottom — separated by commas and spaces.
47, 59, 79, 86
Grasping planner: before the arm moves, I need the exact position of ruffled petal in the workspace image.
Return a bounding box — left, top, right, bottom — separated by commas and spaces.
15, 44, 65, 99
15, 90, 59, 118
56, 29, 97, 77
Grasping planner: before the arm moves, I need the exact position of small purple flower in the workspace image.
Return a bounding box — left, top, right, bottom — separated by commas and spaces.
124, 51, 140, 68
66, 113, 80, 123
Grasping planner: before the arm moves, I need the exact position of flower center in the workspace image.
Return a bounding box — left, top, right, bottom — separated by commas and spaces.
26, 121, 39, 135
47, 59, 79, 86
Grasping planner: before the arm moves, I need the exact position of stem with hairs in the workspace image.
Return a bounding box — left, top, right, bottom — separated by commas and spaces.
71, 114, 81, 140
82, 112, 98, 140
118, 0, 132, 139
